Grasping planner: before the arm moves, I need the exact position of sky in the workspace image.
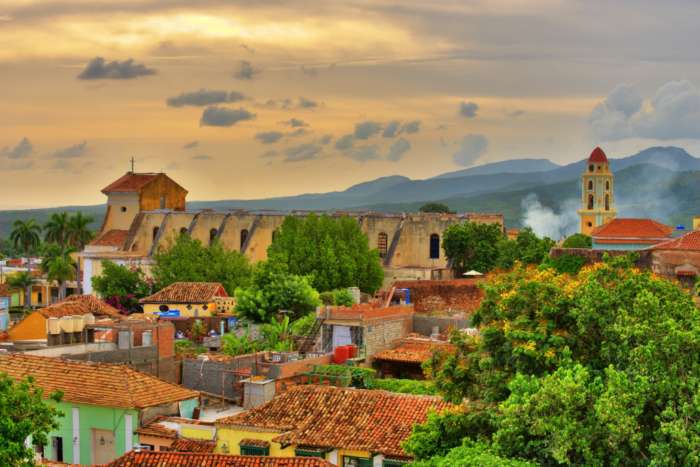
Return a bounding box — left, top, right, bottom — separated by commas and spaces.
3, 0, 700, 208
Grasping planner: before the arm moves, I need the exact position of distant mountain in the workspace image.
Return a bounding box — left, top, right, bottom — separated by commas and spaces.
1, 146, 698, 238
433, 158, 561, 179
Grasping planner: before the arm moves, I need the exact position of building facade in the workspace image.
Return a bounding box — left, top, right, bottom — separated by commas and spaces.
578, 147, 616, 235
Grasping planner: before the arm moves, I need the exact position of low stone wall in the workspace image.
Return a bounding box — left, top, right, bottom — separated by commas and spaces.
413, 315, 470, 336
393, 279, 483, 316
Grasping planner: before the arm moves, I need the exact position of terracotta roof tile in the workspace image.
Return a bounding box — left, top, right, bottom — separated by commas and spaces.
141, 282, 228, 304
591, 218, 674, 240
0, 354, 199, 409
90, 229, 129, 248
588, 146, 608, 163
37, 295, 123, 319
170, 439, 217, 453
373, 338, 455, 363
101, 173, 160, 193
136, 418, 177, 439
217, 385, 452, 458
652, 230, 700, 251
107, 452, 333, 466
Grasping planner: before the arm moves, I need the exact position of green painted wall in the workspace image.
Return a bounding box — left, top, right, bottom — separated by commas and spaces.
41, 401, 138, 465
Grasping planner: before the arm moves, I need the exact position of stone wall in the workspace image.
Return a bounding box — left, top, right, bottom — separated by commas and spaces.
181, 353, 260, 401
393, 279, 484, 316
364, 314, 413, 362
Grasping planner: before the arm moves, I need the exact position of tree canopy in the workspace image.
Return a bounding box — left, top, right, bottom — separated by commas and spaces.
442, 222, 505, 274
152, 234, 252, 295
409, 256, 700, 465
419, 202, 454, 214
0, 374, 63, 467
92, 260, 150, 313
234, 261, 320, 323
562, 233, 592, 249
267, 214, 383, 293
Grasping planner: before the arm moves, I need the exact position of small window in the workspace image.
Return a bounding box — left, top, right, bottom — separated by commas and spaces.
344, 456, 372, 467
587, 180, 593, 190
240, 229, 249, 251
587, 194, 594, 210
429, 233, 440, 259
589, 164, 594, 172
159, 305, 169, 312
240, 445, 269, 456
587, 221, 593, 227
605, 194, 610, 211
296, 447, 327, 458
378, 232, 388, 258
153, 226, 159, 241
209, 228, 218, 245
606, 180, 610, 190
121, 206, 127, 213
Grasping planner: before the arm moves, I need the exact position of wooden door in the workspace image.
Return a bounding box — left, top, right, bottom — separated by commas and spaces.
92, 429, 115, 464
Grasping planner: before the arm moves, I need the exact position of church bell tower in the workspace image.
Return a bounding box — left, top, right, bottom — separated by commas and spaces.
578, 146, 616, 235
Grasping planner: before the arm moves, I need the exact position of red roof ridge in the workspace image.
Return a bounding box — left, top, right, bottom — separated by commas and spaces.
652, 229, 700, 251
591, 218, 674, 239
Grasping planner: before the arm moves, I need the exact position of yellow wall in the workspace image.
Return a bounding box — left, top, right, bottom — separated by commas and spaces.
142, 302, 217, 318
339, 449, 372, 464
180, 425, 215, 440
8, 311, 47, 341
215, 427, 295, 457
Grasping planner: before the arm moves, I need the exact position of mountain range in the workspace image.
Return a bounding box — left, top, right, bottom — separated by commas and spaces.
1, 146, 699, 238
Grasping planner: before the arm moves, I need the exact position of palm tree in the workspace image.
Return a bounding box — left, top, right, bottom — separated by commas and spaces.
46, 256, 75, 301
44, 212, 70, 246
9, 219, 41, 308
66, 212, 95, 294
6, 272, 35, 310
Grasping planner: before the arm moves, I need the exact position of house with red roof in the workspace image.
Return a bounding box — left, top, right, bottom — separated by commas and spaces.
591, 218, 674, 251
649, 229, 700, 286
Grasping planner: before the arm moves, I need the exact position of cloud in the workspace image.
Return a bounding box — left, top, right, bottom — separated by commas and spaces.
459, 101, 479, 118
335, 134, 355, 150
77, 57, 156, 80
453, 134, 488, 166
590, 81, 700, 141
288, 128, 308, 138
400, 120, 421, 134
382, 120, 400, 138
319, 134, 333, 145
344, 145, 380, 162
386, 137, 411, 161
192, 154, 212, 161
284, 118, 308, 128
50, 141, 87, 159
150, 41, 208, 57
167, 89, 245, 107
507, 109, 525, 118
260, 149, 278, 159
183, 140, 199, 149
298, 97, 318, 109
354, 121, 382, 140
300, 65, 319, 77
200, 106, 255, 127
2, 137, 33, 159
255, 131, 285, 144
234, 60, 259, 80
284, 143, 322, 162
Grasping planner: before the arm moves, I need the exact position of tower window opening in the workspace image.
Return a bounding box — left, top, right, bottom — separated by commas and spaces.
587, 194, 594, 210
588, 180, 593, 190
605, 194, 610, 211
429, 233, 440, 259
606, 181, 610, 190
589, 164, 594, 172
378, 232, 388, 258
121, 206, 127, 213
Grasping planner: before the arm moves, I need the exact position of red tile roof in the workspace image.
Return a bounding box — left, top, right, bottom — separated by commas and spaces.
141, 282, 228, 304
652, 230, 700, 251
373, 338, 455, 364
217, 385, 452, 458
170, 438, 216, 453
0, 354, 199, 409
588, 146, 608, 163
101, 173, 160, 194
90, 229, 129, 248
107, 452, 333, 466
37, 295, 123, 319
136, 417, 178, 439
591, 218, 674, 242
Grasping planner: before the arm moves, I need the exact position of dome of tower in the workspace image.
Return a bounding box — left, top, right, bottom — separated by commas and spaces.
588, 146, 608, 163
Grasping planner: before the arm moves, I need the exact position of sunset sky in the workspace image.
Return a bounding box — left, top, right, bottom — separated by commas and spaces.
3, 0, 700, 208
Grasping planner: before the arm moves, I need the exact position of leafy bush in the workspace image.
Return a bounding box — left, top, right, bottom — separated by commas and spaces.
367, 378, 437, 395
542, 253, 587, 275
562, 233, 592, 248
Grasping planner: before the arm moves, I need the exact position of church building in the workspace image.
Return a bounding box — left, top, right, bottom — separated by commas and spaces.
578, 147, 616, 235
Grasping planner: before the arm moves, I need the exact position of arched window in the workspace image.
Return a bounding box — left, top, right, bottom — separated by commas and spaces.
240, 229, 249, 251
587, 180, 593, 190
429, 233, 440, 259
377, 232, 388, 258
605, 194, 610, 211
209, 228, 218, 245
180, 227, 188, 236
606, 180, 610, 191
589, 164, 594, 172
587, 194, 594, 210
152, 227, 159, 241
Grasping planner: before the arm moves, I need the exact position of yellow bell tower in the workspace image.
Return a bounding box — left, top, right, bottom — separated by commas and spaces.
578, 147, 616, 235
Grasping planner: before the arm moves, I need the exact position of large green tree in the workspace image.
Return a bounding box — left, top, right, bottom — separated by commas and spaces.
495, 228, 554, 270
43, 213, 70, 246
234, 261, 320, 323
65, 212, 94, 250
152, 234, 252, 295
419, 202, 454, 214
10, 219, 42, 308
0, 373, 63, 467
562, 233, 592, 249
267, 214, 383, 293
408, 256, 700, 465
442, 221, 504, 275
